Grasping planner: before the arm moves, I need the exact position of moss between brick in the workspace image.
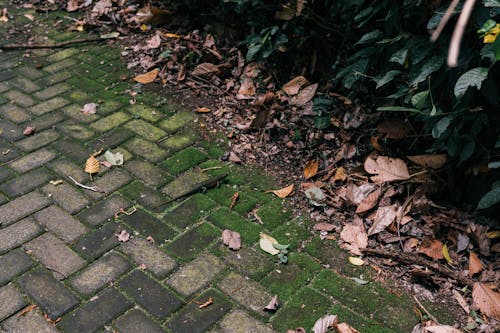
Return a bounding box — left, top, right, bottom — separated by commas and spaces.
207, 207, 263, 245
255, 200, 292, 231
197, 141, 226, 159
124, 119, 166, 142
160, 147, 208, 175
270, 219, 310, 250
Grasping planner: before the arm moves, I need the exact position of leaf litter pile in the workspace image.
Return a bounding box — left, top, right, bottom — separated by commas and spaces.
8, 0, 500, 331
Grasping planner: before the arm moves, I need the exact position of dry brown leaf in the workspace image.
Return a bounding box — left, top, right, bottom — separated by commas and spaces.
23, 126, 36, 136
263, 295, 279, 312
355, 187, 382, 214
424, 325, 462, 333
17, 304, 37, 318
294, 83, 318, 106
115, 230, 130, 242
469, 252, 484, 276
336, 322, 360, 333
82, 102, 98, 114
85, 156, 100, 177
282, 76, 309, 95
452, 289, 470, 314
237, 77, 256, 97
67, 0, 80, 12
377, 118, 409, 140
345, 183, 377, 205
304, 159, 319, 180
335, 143, 356, 163
407, 154, 447, 169
340, 217, 368, 256
134, 68, 159, 84
418, 238, 445, 260
403, 238, 419, 252
473, 282, 500, 320
332, 167, 347, 183
192, 62, 219, 77
221, 229, 241, 250
312, 314, 338, 333
229, 152, 242, 163
370, 135, 384, 152
367, 204, 398, 236
364, 156, 410, 183
313, 223, 336, 232
145, 34, 161, 49
266, 184, 294, 198
229, 192, 239, 211
195, 107, 211, 113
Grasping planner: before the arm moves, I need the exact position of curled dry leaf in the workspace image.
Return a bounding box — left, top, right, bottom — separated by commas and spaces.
134, 68, 159, 84
340, 217, 368, 256
452, 289, 470, 314
237, 77, 256, 98
355, 187, 382, 214
82, 102, 98, 115
312, 314, 338, 333
424, 325, 463, 333
472, 282, 500, 320
282, 76, 309, 95
85, 156, 100, 176
469, 252, 484, 276
266, 184, 294, 198
221, 229, 241, 250
192, 62, 219, 77
304, 187, 327, 206
195, 107, 211, 113
367, 204, 398, 236
263, 295, 279, 312
259, 232, 280, 255
145, 34, 161, 49
418, 238, 445, 260
364, 156, 410, 183
407, 154, 447, 169
336, 322, 360, 333
304, 159, 319, 180
115, 230, 130, 242
23, 126, 35, 136
377, 118, 409, 140
346, 183, 378, 205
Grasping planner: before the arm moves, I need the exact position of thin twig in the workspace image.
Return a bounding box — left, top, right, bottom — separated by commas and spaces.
68, 175, 105, 193
200, 166, 223, 172
430, 0, 461, 42
448, 0, 477, 67
46, 266, 68, 279
413, 295, 440, 324
0, 37, 110, 50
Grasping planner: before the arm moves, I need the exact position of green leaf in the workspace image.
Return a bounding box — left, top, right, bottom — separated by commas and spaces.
373, 70, 400, 89
355, 30, 382, 45
314, 116, 331, 129
377, 106, 424, 113
459, 137, 475, 163
483, 0, 500, 7
389, 48, 408, 65
454, 67, 489, 98
477, 187, 500, 210
493, 36, 500, 60
432, 116, 452, 139
272, 243, 290, 250
411, 90, 429, 108
410, 56, 444, 87
478, 19, 497, 34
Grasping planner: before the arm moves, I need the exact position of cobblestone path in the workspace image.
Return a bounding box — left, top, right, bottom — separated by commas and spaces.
0, 2, 456, 332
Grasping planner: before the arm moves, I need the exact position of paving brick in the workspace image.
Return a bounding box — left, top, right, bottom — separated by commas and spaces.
0, 168, 53, 197
118, 270, 182, 318
4, 90, 35, 107
207, 208, 263, 245
161, 171, 211, 199
167, 289, 231, 333
40, 71, 72, 85
0, 143, 19, 164
73, 223, 121, 260
23, 233, 86, 279
158, 111, 195, 134
124, 119, 166, 141
48, 158, 87, 184
0, 284, 27, 321
90, 112, 131, 132
121, 209, 176, 244
17, 267, 79, 320
17, 65, 45, 80
121, 181, 169, 210
58, 288, 131, 333
8, 76, 41, 93
33, 205, 88, 243
52, 139, 91, 164
119, 237, 176, 278
159, 130, 198, 153
167, 253, 224, 296
0, 103, 30, 123
0, 82, 9, 93
9, 148, 58, 174
41, 182, 90, 214
126, 104, 163, 122
77, 194, 131, 226
165, 223, 219, 262
15, 129, 59, 152
114, 308, 166, 333
161, 147, 208, 175
61, 104, 98, 123
29, 112, 66, 131
70, 252, 131, 295
213, 244, 274, 281
31, 96, 70, 116
1, 308, 60, 333
59, 120, 96, 140
0, 249, 33, 286
46, 48, 80, 62
43, 58, 77, 74
0, 217, 44, 254
0, 191, 50, 227
0, 120, 24, 142
218, 271, 272, 317
87, 128, 134, 151
216, 310, 276, 333
34, 83, 71, 101
125, 137, 168, 163
124, 159, 168, 188
85, 169, 132, 200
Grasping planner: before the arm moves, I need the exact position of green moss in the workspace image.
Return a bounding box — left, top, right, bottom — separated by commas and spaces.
126, 104, 163, 122
270, 219, 310, 250
197, 160, 230, 178
328, 304, 396, 333
164, 222, 220, 262
66, 90, 93, 103
197, 141, 226, 159
163, 194, 217, 229
255, 200, 292, 230
125, 137, 168, 163
158, 111, 195, 134
120, 180, 168, 209
160, 147, 208, 175
207, 207, 263, 245
160, 130, 198, 153
91, 112, 131, 132
161, 171, 210, 199
261, 253, 320, 300
124, 119, 166, 141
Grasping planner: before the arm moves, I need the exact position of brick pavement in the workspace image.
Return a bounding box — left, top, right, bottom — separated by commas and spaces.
0, 1, 457, 332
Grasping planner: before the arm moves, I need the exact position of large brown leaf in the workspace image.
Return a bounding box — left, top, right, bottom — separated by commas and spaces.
192, 62, 219, 77
293, 83, 318, 106
266, 184, 294, 198
424, 325, 462, 333
364, 156, 410, 183
367, 204, 398, 236
312, 315, 338, 333
356, 187, 382, 214
336, 323, 360, 333
469, 252, 484, 276
304, 159, 319, 180
418, 238, 444, 260
407, 154, 446, 169
340, 217, 368, 255
472, 282, 500, 320
134, 68, 159, 84
282, 76, 309, 95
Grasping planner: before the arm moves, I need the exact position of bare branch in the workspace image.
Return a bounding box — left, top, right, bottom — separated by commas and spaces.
430, 0, 461, 42
448, 0, 477, 67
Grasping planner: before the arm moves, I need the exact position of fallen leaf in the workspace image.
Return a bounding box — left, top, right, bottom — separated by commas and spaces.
367, 204, 398, 236
407, 154, 447, 169
377, 118, 409, 140
364, 156, 410, 183
304, 159, 319, 180
304, 187, 327, 206
23, 126, 36, 136
332, 167, 347, 183
229, 152, 242, 163
418, 238, 445, 260
259, 232, 280, 255
313, 223, 336, 232
349, 257, 365, 266
82, 102, 98, 114
473, 282, 500, 320
237, 77, 256, 97
334, 143, 356, 163
85, 155, 100, 178
67, 0, 80, 12
145, 34, 161, 49
293, 83, 318, 106
115, 230, 130, 242
370, 135, 384, 152
221, 229, 241, 250
0, 8, 8, 23
469, 252, 484, 276
267, 184, 294, 198
282, 76, 309, 95
336, 322, 361, 333
355, 188, 382, 214
195, 107, 211, 113
442, 244, 452, 264
264, 295, 279, 312
24, 13, 34, 21
198, 296, 213, 309
229, 192, 239, 211
486, 230, 500, 238
192, 62, 219, 77
17, 304, 37, 318
424, 325, 462, 333
340, 217, 368, 256
49, 179, 63, 186
146, 236, 155, 243
134, 68, 159, 84
100, 160, 112, 168
104, 149, 124, 166
312, 314, 338, 333
287, 329, 306, 333
452, 289, 470, 314
345, 183, 377, 205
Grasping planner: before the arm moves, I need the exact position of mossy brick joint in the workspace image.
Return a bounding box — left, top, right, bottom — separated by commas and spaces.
0, 2, 459, 332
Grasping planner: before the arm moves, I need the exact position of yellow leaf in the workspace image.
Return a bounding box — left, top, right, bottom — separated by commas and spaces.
303, 159, 319, 180
442, 244, 452, 264
266, 184, 294, 198
259, 235, 280, 255
140, 23, 149, 31
195, 107, 211, 113
134, 68, 159, 84
163, 32, 181, 39
486, 231, 500, 239
348, 257, 365, 266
